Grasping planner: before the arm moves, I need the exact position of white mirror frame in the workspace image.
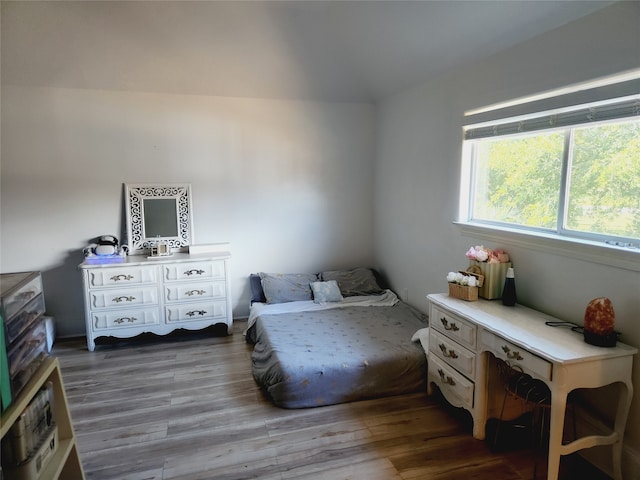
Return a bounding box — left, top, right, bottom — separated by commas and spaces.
125, 183, 194, 255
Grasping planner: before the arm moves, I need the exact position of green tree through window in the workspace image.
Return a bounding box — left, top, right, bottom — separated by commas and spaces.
467, 117, 640, 243
568, 120, 640, 238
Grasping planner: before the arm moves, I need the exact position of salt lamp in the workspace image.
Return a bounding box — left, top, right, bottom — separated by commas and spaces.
583, 297, 618, 347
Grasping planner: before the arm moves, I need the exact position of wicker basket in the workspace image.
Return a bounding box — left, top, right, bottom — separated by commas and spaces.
447, 267, 485, 302
448, 282, 478, 301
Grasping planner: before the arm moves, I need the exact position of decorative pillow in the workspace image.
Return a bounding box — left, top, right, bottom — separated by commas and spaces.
321, 267, 384, 297
310, 280, 343, 304
259, 272, 318, 304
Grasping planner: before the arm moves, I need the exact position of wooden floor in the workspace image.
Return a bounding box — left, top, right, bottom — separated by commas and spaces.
52, 322, 611, 480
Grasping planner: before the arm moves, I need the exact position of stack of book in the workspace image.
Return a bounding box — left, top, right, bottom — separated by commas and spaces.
1, 382, 57, 479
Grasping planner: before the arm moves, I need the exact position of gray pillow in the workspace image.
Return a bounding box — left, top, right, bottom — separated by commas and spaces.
321, 267, 384, 297
259, 272, 318, 304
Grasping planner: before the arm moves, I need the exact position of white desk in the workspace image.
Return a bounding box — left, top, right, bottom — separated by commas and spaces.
427, 293, 637, 480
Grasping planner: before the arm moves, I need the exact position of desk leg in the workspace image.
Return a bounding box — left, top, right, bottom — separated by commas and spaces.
547, 390, 567, 480
472, 351, 490, 440
612, 380, 633, 480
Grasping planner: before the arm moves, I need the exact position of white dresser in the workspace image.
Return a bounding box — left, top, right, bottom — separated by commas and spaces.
79, 252, 232, 351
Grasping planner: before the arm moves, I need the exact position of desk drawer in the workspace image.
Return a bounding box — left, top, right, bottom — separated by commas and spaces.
429, 354, 474, 408
430, 306, 476, 349
481, 330, 552, 381
429, 329, 476, 378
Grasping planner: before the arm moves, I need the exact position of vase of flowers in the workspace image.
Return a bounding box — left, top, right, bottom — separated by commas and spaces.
466, 246, 511, 300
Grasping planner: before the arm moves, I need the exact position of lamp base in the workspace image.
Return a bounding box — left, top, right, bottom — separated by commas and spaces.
583, 329, 619, 347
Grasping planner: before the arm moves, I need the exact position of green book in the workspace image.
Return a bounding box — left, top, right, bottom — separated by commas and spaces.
0, 314, 12, 412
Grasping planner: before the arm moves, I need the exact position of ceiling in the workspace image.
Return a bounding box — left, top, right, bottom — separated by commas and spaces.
1, 1, 616, 102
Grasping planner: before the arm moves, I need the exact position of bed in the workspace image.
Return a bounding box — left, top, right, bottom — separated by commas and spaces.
245, 268, 429, 408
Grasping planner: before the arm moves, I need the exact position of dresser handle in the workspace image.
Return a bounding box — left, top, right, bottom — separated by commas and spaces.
110, 274, 134, 282
186, 310, 207, 317
439, 343, 459, 359
114, 316, 137, 324
502, 345, 524, 361
113, 296, 136, 303
440, 317, 459, 332
186, 289, 206, 296
184, 269, 205, 276
437, 368, 456, 386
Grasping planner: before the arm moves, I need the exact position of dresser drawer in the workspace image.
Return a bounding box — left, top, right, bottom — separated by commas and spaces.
2, 274, 43, 321
430, 306, 476, 349
164, 280, 226, 303
91, 307, 161, 330
481, 330, 553, 381
429, 354, 475, 409
165, 300, 227, 323
87, 266, 157, 287
429, 329, 476, 379
162, 260, 225, 282
88, 287, 159, 309
5, 294, 46, 345
7, 318, 47, 377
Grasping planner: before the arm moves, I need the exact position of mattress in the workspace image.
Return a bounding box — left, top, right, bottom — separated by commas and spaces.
246, 291, 428, 408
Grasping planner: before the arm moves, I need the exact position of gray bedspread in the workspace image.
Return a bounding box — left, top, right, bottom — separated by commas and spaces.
246, 294, 428, 408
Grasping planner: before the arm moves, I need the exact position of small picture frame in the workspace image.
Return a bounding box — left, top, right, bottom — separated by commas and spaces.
149, 240, 171, 257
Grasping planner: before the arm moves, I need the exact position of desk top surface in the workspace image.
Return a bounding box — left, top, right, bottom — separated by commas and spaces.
428, 293, 637, 365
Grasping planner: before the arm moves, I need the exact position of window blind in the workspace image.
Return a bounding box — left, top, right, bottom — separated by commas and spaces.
464, 95, 640, 140
463, 75, 640, 140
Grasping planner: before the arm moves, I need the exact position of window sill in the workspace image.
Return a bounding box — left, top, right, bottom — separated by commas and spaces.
454, 222, 640, 273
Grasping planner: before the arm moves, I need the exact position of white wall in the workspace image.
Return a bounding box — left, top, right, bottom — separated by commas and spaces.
373, 2, 640, 476
1, 86, 376, 335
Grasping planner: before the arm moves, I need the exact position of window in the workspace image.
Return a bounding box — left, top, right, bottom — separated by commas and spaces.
461, 95, 640, 248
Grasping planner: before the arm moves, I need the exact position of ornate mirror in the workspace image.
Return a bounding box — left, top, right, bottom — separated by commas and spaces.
125, 183, 194, 255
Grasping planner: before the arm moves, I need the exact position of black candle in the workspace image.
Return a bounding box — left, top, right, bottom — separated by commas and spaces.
502, 267, 516, 306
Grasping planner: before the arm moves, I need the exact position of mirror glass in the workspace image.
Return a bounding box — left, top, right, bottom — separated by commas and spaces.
125, 183, 194, 255
143, 199, 178, 237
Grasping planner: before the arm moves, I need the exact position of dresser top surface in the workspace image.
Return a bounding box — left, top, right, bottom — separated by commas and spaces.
428, 293, 637, 364
79, 251, 231, 269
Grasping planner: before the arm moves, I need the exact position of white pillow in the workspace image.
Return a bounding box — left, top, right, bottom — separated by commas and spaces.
310, 280, 343, 304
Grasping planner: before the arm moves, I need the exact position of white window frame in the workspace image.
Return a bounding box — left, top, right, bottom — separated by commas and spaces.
457, 74, 640, 272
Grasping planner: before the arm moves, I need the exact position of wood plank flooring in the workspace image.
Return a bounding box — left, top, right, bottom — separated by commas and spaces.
52, 322, 611, 480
